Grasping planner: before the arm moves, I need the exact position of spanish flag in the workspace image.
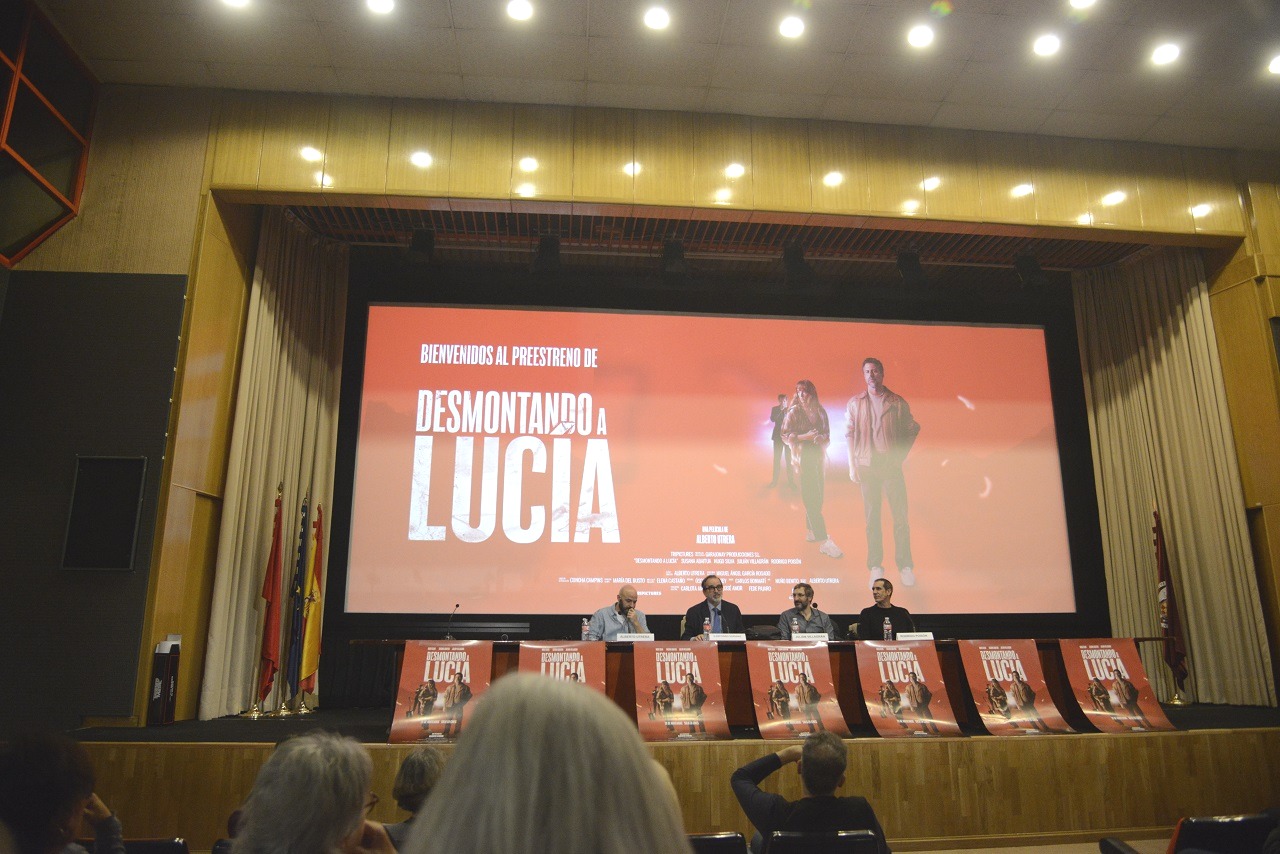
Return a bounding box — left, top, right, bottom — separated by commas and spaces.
298, 504, 324, 695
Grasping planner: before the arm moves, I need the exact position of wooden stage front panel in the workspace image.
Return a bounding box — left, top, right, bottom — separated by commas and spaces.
84, 727, 1280, 851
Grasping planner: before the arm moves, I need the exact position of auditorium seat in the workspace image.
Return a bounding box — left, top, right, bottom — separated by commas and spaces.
78, 840, 189, 854
1167, 812, 1277, 852
768, 829, 879, 853
688, 830, 748, 853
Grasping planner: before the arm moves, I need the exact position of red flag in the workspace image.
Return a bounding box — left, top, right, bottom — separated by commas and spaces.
257, 491, 285, 702
1153, 510, 1188, 689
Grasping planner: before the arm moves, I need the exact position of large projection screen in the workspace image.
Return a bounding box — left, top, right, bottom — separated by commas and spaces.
344, 305, 1075, 621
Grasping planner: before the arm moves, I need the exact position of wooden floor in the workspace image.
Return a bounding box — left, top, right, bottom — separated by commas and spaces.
83, 727, 1280, 851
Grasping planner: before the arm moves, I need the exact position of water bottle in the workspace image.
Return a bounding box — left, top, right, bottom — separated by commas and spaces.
883, 616, 893, 640
791, 616, 800, 637
581, 617, 590, 641
703, 616, 712, 637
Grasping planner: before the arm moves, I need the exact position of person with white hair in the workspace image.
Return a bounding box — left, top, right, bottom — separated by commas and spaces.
400, 673, 691, 854
231, 731, 393, 854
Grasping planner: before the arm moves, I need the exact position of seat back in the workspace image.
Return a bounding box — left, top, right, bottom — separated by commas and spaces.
768, 829, 879, 853
77, 840, 189, 854
688, 831, 748, 853
1170, 813, 1277, 853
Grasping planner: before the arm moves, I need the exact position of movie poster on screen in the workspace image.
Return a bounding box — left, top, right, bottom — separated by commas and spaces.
517, 641, 606, 693
389, 640, 493, 743
1059, 638, 1176, 733
746, 641, 850, 739
958, 639, 1074, 735
854, 640, 962, 737
633, 642, 730, 741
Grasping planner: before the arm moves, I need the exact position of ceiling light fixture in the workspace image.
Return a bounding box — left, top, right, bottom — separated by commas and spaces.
367, 0, 394, 13
1151, 43, 1180, 65
907, 24, 934, 48
822, 171, 843, 187
1069, 0, 1096, 8
1190, 203, 1212, 217
299, 146, 323, 162
724, 163, 746, 179
507, 0, 533, 21
518, 157, 539, 172
779, 16, 805, 38
921, 176, 941, 191
1010, 183, 1034, 197
623, 161, 642, 176
1269, 55, 1280, 74
409, 151, 434, 168
643, 7, 670, 30
221, 0, 250, 7
1033, 34, 1061, 56
1101, 190, 1126, 205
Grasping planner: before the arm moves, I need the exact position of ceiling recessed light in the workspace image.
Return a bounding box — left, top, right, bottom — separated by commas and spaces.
1077, 212, 1094, 225
1190, 203, 1212, 218
367, 0, 394, 13
921, 176, 941, 191
515, 183, 536, 197
907, 24, 934, 48
779, 16, 805, 38
714, 188, 732, 203
314, 171, 334, 188
507, 0, 533, 21
221, 0, 250, 7
518, 157, 539, 172
1010, 183, 1034, 197
643, 7, 670, 30
1069, 0, 1096, 8
1151, 43, 1180, 65
724, 163, 746, 179
902, 199, 921, 214
409, 151, 433, 168
1033, 34, 1061, 56
1269, 55, 1280, 74
822, 171, 844, 187
623, 161, 642, 176
1101, 190, 1126, 206
299, 146, 323, 162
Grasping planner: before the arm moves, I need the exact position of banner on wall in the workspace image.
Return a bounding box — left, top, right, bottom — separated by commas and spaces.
854, 640, 962, 738
633, 642, 730, 741
517, 640, 607, 693
389, 640, 493, 743
746, 641, 850, 739
957, 639, 1074, 735
1058, 638, 1176, 733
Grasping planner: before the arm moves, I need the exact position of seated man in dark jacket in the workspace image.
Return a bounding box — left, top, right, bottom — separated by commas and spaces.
730, 732, 891, 854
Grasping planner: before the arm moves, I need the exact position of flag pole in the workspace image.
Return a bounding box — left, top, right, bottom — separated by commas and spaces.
245, 482, 286, 719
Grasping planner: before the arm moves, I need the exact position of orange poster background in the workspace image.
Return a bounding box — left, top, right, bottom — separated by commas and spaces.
957, 639, 1075, 735
746, 641, 851, 739
516, 641, 606, 693
347, 305, 1075, 617
389, 640, 493, 743
1058, 638, 1176, 733
854, 640, 962, 737
633, 642, 730, 741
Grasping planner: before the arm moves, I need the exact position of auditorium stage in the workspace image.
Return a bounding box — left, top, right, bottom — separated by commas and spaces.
77, 703, 1280, 852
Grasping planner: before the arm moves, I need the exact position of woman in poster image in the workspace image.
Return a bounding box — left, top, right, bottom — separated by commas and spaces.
782, 379, 843, 559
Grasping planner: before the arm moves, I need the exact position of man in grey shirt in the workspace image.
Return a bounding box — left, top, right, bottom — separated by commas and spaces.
777, 582, 838, 640
586, 584, 649, 641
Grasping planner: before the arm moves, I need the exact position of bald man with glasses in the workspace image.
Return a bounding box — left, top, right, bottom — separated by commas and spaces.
682, 575, 746, 639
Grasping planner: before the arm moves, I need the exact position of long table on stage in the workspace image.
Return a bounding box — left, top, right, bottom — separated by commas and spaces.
77, 639, 1280, 851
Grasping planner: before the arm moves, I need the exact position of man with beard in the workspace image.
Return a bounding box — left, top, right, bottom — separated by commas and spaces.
682, 574, 745, 639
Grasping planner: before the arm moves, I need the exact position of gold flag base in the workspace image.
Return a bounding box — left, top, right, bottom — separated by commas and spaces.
238, 699, 266, 720
1167, 689, 1191, 706
265, 700, 296, 718
296, 696, 316, 715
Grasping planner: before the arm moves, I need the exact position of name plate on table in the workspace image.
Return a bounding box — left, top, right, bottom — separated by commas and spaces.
708, 632, 747, 641
898, 631, 934, 640
616, 633, 655, 642
792, 632, 830, 642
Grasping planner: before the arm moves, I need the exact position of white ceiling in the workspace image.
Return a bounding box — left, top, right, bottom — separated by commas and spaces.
34, 0, 1280, 153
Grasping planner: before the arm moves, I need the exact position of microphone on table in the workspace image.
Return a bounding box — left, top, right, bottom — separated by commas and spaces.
444, 603, 460, 640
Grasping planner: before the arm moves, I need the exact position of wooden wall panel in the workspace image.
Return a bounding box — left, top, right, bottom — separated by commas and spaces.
83, 729, 1280, 851
1182, 149, 1245, 236
915, 128, 982, 223
323, 96, 392, 198
691, 113, 753, 211
750, 117, 811, 214
448, 102, 513, 202
386, 100, 454, 198
572, 108, 635, 206
1079, 141, 1144, 230
807, 121, 869, 216
862, 125, 925, 219
976, 133, 1038, 225
633, 110, 696, 208
209, 92, 267, 191
1135, 145, 1196, 233
256, 94, 332, 193
512, 104, 574, 203
1031, 136, 1094, 228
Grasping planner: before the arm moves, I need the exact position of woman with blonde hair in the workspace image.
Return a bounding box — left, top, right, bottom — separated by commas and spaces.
401, 673, 691, 854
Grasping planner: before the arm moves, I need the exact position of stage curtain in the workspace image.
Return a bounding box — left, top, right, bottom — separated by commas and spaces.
1074, 247, 1275, 706
199, 208, 347, 719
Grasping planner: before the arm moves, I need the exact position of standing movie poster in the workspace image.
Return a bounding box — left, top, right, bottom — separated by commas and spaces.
746, 641, 851, 739
854, 640, 962, 737
633, 642, 730, 741
1058, 638, 1176, 733
389, 640, 493, 743
958, 639, 1075, 735
517, 641, 606, 693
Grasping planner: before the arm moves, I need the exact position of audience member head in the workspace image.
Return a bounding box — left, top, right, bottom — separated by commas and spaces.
0, 732, 95, 854
799, 731, 847, 797
391, 746, 444, 815
403, 673, 690, 854
232, 731, 373, 854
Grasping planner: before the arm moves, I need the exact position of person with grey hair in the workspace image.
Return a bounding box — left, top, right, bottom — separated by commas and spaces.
383, 746, 444, 849
232, 731, 394, 854
400, 673, 691, 854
